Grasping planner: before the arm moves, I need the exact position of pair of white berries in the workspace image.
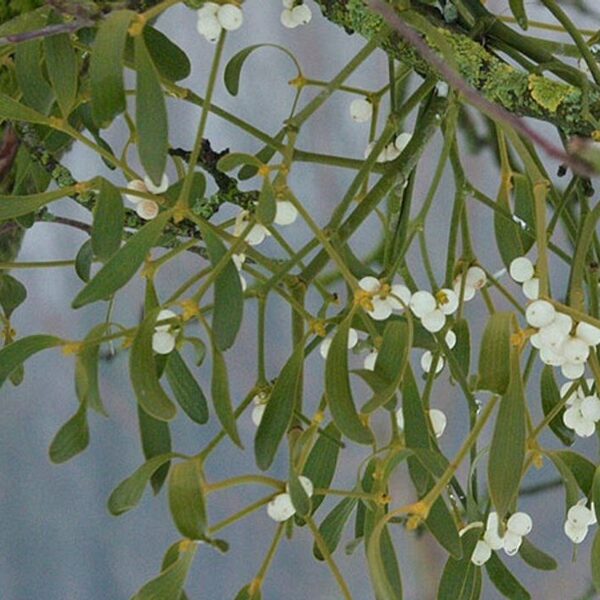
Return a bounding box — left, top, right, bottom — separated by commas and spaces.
453, 265, 487, 301
280, 0, 312, 29
232, 201, 298, 246
197, 2, 243, 43
151, 309, 179, 355
561, 380, 600, 438
357, 276, 411, 322
509, 256, 539, 300
266, 476, 314, 522
364, 132, 412, 163
410, 289, 459, 334
468, 511, 533, 566
125, 174, 169, 221
526, 300, 600, 379
396, 407, 447, 438
564, 499, 597, 543
420, 329, 456, 374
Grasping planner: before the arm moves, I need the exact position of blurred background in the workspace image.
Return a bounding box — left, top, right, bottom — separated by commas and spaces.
0, 0, 599, 598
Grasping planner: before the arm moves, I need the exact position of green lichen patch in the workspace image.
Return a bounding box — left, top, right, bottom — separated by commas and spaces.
527, 74, 572, 114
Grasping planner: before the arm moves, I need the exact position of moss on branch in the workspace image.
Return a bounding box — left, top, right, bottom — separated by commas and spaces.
314, 0, 600, 137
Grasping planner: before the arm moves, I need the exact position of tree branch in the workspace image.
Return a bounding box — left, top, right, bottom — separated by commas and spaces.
313, 0, 600, 139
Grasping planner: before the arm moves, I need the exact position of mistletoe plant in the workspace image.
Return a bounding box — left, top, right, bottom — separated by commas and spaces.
2, 0, 600, 598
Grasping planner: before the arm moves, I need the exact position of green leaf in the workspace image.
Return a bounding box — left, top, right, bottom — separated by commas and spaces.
495, 180, 526, 269
135, 33, 168, 186
15, 40, 53, 114
75, 239, 93, 282
437, 527, 480, 600
0, 273, 26, 318
518, 538, 557, 571
255, 342, 304, 470
168, 459, 207, 539
513, 174, 535, 253
75, 323, 109, 416
313, 497, 357, 560
302, 422, 341, 514
426, 495, 463, 559
0, 186, 71, 221
165, 350, 209, 424
48, 401, 89, 464
90, 10, 134, 127
0, 92, 51, 126
256, 177, 276, 226
593, 466, 600, 525
547, 451, 580, 508
130, 308, 177, 421
132, 540, 197, 600
451, 318, 470, 376
554, 450, 596, 496
508, 0, 528, 29
362, 320, 410, 413
142, 26, 191, 82
540, 365, 574, 446
72, 210, 171, 308
92, 179, 124, 262
485, 552, 530, 599
234, 584, 262, 600
0, 334, 62, 388
224, 44, 300, 96
108, 453, 178, 516
488, 346, 525, 520
592, 529, 600, 595
477, 312, 516, 394
216, 152, 262, 173
44, 31, 78, 117
137, 404, 172, 493
365, 520, 402, 600
325, 317, 373, 445
211, 343, 242, 448
195, 220, 243, 351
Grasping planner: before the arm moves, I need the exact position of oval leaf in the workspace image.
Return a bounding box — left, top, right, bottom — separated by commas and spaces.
0, 334, 62, 388
44, 31, 78, 117
211, 343, 242, 448
132, 540, 197, 600
108, 453, 178, 516
325, 318, 374, 445
168, 459, 207, 539
92, 179, 124, 262
72, 210, 171, 308
477, 312, 516, 394
48, 401, 89, 464
135, 33, 168, 186
255, 342, 304, 470
488, 347, 526, 521
196, 219, 243, 351
224, 44, 300, 97
130, 309, 177, 421
313, 497, 357, 561
165, 350, 209, 424
90, 10, 134, 127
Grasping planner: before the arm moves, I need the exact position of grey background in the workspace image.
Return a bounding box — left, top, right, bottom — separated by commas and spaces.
0, 1, 598, 598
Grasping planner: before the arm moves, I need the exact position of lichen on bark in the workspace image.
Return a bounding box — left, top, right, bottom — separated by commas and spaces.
314, 0, 600, 137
